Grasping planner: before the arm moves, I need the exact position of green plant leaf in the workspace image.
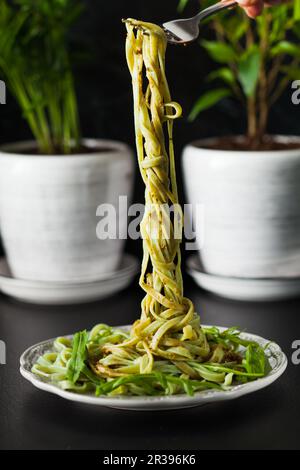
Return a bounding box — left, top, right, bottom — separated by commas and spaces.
201, 40, 237, 64
237, 48, 261, 97
225, 15, 248, 43
271, 40, 300, 57
188, 88, 231, 121
294, 0, 300, 21
269, 13, 286, 44
206, 67, 236, 86
280, 65, 300, 80
177, 0, 189, 13
293, 21, 300, 40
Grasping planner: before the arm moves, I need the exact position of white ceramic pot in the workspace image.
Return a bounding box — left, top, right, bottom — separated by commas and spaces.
0, 139, 134, 282
182, 136, 300, 279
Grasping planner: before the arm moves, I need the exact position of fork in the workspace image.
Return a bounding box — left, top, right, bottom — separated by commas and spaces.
163, 0, 237, 45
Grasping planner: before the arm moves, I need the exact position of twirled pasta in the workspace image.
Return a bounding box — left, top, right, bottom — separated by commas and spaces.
32, 21, 269, 396
91, 20, 210, 379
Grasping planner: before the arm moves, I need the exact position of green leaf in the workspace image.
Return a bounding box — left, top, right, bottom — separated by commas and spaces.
271, 41, 300, 57
243, 344, 266, 375
293, 21, 300, 40
67, 330, 88, 384
237, 48, 260, 97
268, 5, 291, 43
294, 0, 300, 21
280, 65, 300, 80
232, 22, 247, 43
188, 88, 231, 121
177, 0, 189, 13
225, 15, 248, 43
201, 40, 237, 64
206, 67, 235, 86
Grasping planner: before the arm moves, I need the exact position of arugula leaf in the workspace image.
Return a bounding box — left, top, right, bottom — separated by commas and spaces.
95, 372, 222, 397
81, 365, 105, 386
67, 330, 88, 384
243, 344, 266, 376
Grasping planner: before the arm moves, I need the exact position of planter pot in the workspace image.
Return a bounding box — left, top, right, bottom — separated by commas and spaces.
182, 136, 300, 279
0, 139, 134, 282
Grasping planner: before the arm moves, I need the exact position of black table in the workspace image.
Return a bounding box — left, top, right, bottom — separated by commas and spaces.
0, 278, 299, 450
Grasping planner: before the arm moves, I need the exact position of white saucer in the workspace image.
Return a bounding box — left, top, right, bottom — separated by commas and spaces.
187, 254, 300, 302
0, 254, 139, 305
20, 325, 287, 411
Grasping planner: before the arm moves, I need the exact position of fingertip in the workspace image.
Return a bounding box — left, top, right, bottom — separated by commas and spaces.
245, 4, 263, 18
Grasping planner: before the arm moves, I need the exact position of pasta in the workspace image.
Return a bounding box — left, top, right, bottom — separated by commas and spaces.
32, 21, 269, 396
94, 19, 210, 377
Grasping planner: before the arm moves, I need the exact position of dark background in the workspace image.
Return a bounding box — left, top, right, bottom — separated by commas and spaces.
0, 0, 299, 221
0, 1, 300, 451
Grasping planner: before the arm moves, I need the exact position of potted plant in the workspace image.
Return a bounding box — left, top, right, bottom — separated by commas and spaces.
182, 0, 300, 282
0, 0, 134, 282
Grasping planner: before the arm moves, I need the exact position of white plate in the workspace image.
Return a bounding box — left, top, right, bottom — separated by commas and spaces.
20, 325, 287, 411
0, 254, 139, 305
187, 254, 300, 302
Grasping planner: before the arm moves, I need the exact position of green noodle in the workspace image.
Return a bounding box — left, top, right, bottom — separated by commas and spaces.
32, 21, 270, 397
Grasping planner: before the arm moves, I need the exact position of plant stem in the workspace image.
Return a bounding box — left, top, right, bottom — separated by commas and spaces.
269, 58, 299, 106
257, 13, 271, 144
247, 96, 257, 142
245, 20, 258, 143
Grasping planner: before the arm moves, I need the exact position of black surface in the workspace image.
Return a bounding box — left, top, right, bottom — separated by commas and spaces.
0, 278, 299, 450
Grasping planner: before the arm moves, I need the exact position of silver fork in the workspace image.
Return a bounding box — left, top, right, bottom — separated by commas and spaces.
163, 0, 237, 45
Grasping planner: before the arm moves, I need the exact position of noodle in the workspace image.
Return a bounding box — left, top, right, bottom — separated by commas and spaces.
31, 20, 269, 396
93, 20, 210, 379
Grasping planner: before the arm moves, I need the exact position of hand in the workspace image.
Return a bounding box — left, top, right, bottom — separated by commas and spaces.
235, 1, 282, 18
